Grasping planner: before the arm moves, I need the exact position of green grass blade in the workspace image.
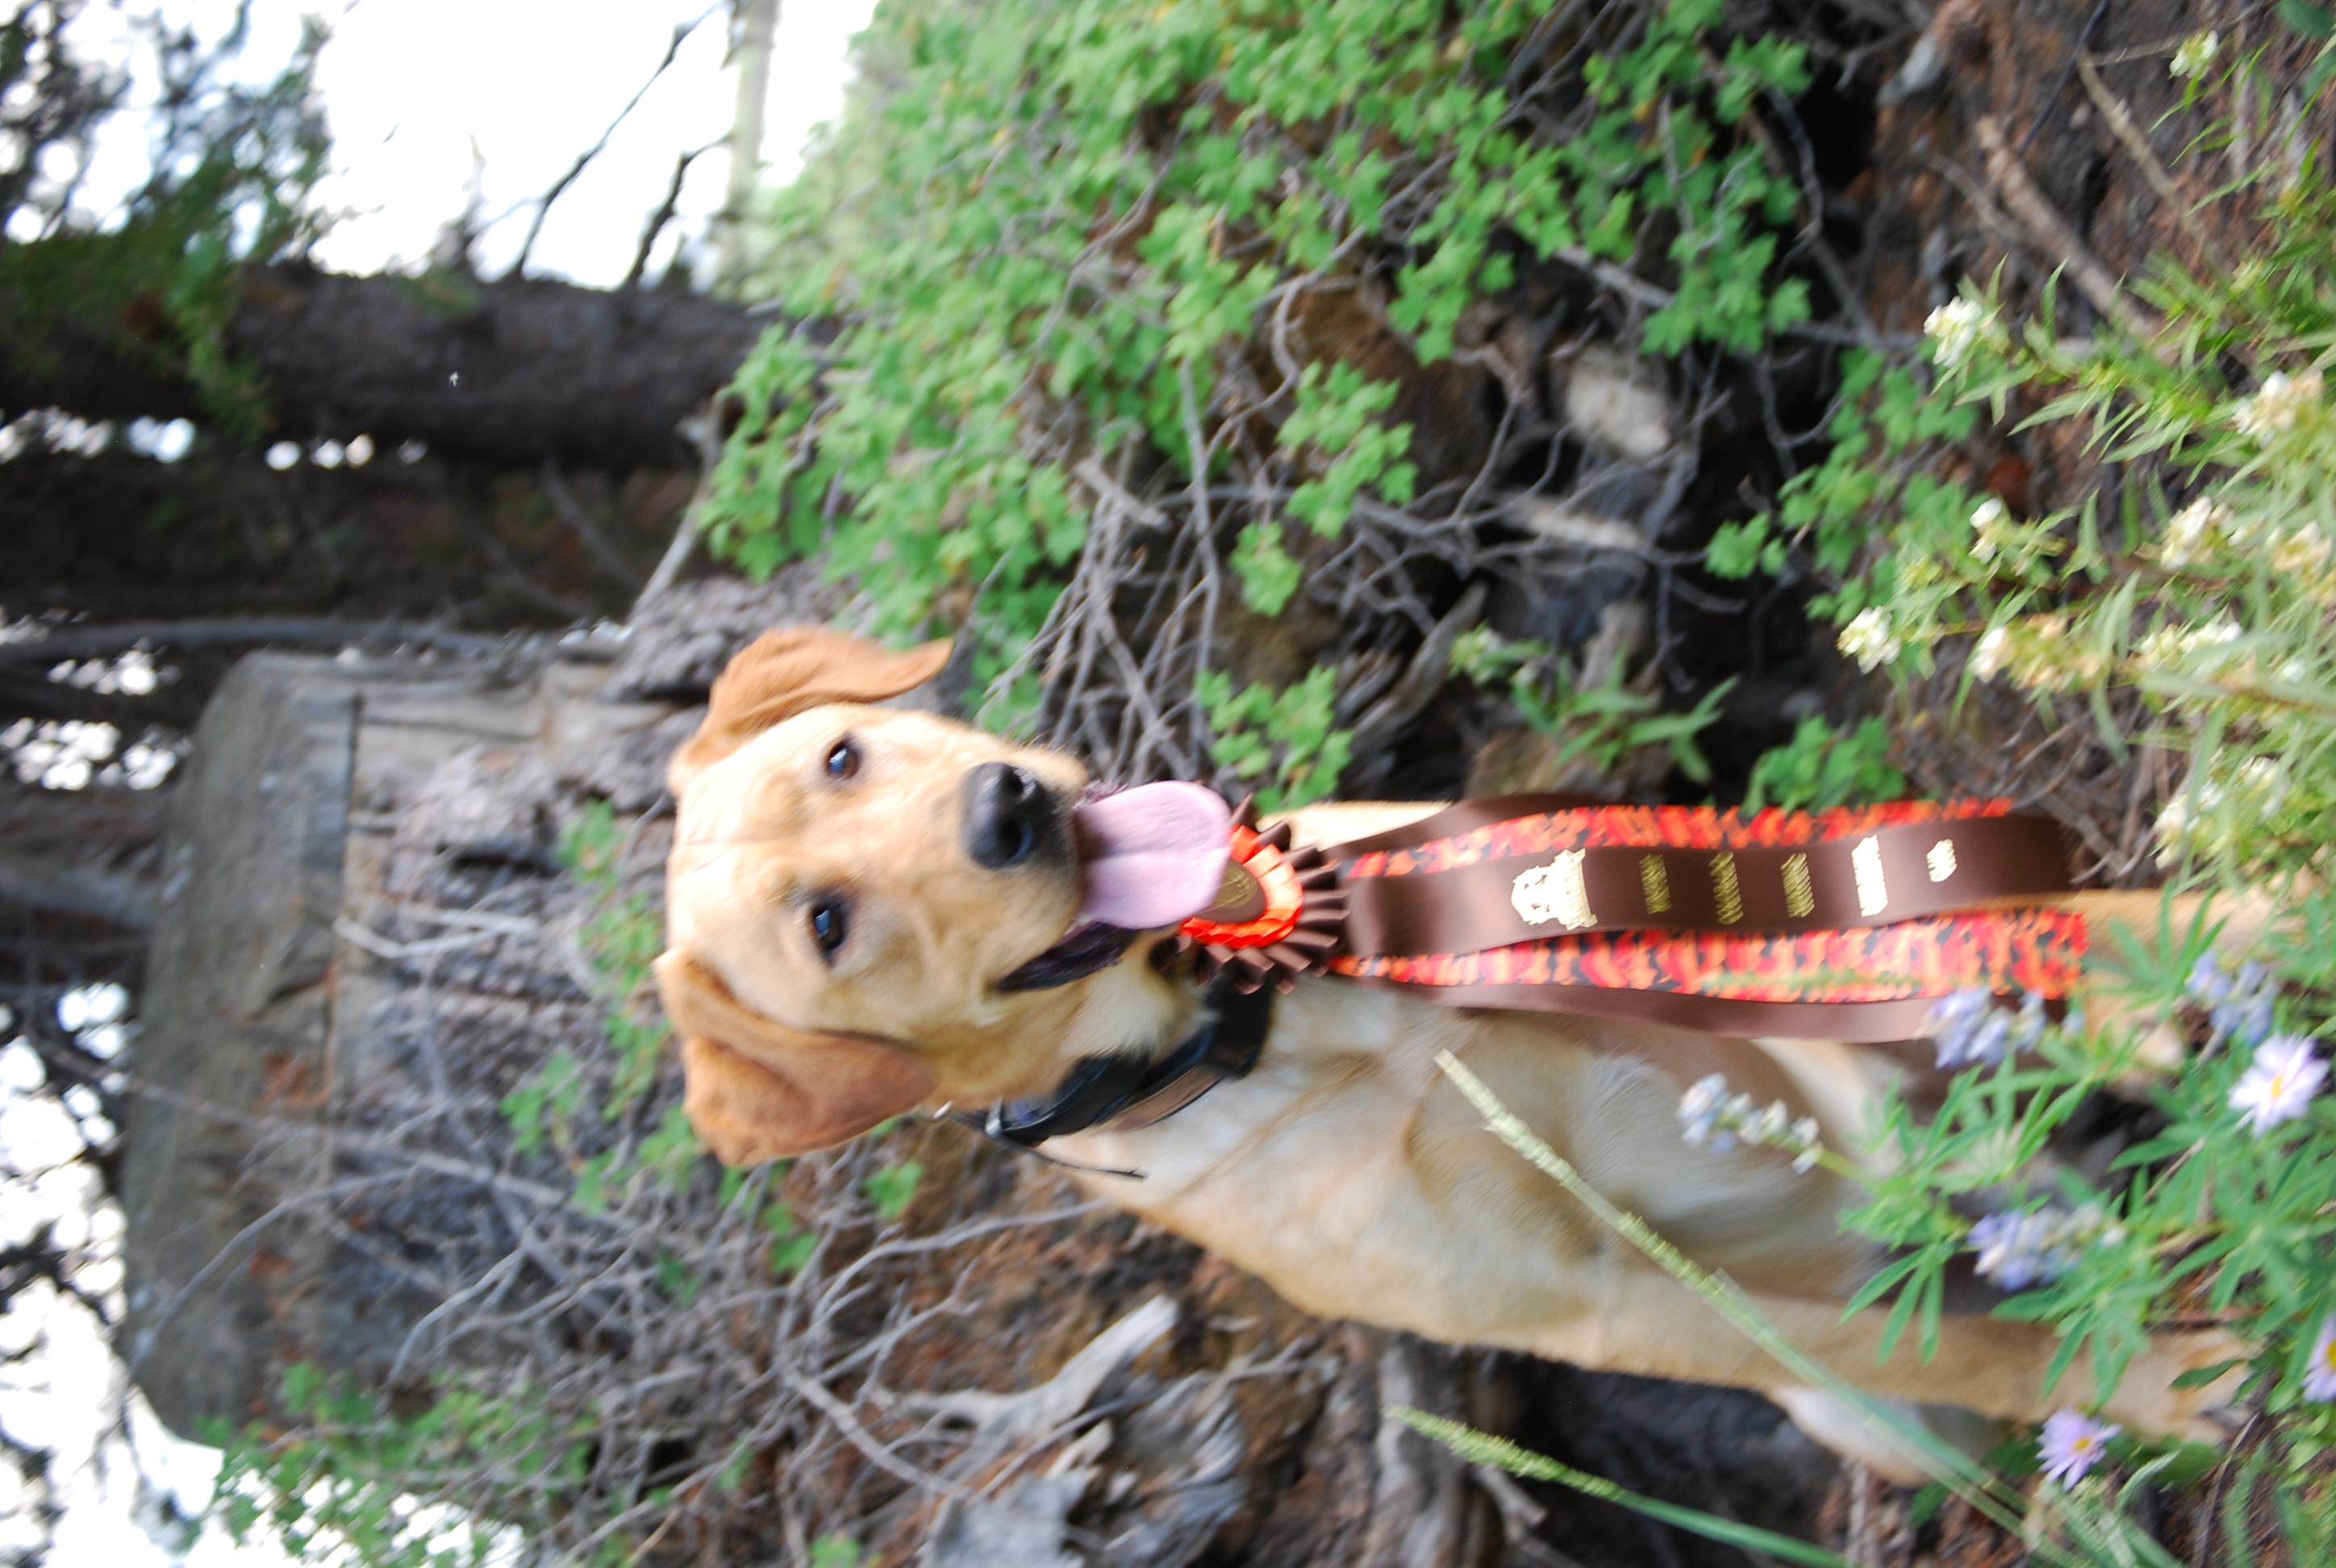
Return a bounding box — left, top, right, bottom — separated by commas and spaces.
1391, 1407, 1855, 1567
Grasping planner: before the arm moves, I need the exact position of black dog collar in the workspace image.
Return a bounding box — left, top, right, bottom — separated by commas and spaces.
966, 978, 1274, 1154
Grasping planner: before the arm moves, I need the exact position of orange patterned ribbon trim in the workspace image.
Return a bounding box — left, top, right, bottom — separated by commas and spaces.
1329, 907, 2087, 1003
1343, 798, 2012, 879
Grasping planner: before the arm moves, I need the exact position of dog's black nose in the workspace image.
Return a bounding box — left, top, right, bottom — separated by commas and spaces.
963, 763, 1057, 869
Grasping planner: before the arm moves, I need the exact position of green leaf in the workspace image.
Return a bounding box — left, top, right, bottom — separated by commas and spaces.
864, 1159, 924, 1223
2277, 0, 2335, 37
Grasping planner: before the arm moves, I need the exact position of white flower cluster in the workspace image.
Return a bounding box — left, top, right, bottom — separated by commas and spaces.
2155, 755, 2290, 865
2170, 29, 2220, 79
1677, 1074, 1825, 1172
1967, 497, 2063, 577
2272, 523, 2333, 578
1970, 614, 2107, 689
1838, 607, 1901, 672
1923, 298, 2000, 372
2155, 498, 2231, 569
1968, 497, 2015, 563
2234, 368, 2325, 444
2132, 616, 2243, 673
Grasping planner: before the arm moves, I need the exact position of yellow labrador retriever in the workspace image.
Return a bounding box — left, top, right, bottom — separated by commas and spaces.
657, 628, 2241, 1471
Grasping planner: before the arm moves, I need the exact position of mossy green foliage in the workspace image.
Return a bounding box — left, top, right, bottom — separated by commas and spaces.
711, 0, 1816, 728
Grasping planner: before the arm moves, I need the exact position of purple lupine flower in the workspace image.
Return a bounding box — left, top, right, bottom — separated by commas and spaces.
2038, 1409, 2120, 1487
1677, 1073, 1733, 1149
2193, 953, 2280, 1049
2187, 953, 2233, 1007
1929, 988, 2009, 1070
2230, 1034, 2328, 1134
2305, 1316, 2336, 1403
1968, 1207, 2096, 1291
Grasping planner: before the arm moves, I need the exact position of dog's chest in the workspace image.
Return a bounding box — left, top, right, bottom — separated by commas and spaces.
1044, 979, 1874, 1338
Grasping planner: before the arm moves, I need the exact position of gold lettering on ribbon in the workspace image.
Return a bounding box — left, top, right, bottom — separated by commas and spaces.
1852, 836, 1888, 918
1512, 850, 1596, 929
1639, 854, 1671, 915
1926, 838, 1958, 882
1782, 853, 1814, 919
1711, 853, 1744, 924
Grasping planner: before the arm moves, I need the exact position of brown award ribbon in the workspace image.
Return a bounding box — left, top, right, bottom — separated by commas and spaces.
1340, 813, 2071, 957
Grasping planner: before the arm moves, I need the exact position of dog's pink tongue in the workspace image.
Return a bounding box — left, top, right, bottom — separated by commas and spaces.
1074, 782, 1233, 930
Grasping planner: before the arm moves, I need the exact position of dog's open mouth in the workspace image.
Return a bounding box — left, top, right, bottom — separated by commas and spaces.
995, 782, 1232, 993
995, 921, 1140, 992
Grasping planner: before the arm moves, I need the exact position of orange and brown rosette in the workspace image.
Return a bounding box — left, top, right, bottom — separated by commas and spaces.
1178, 799, 1348, 992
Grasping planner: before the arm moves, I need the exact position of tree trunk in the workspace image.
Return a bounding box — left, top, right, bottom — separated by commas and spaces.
1, 264, 765, 469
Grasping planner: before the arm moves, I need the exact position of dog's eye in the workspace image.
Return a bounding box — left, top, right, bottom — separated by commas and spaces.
807, 895, 850, 960
825, 737, 860, 780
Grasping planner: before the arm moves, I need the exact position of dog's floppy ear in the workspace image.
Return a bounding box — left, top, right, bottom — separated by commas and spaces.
669, 628, 953, 796
657, 951, 938, 1163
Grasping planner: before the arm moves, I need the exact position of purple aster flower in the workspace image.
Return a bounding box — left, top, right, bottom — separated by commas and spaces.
2038, 1409, 2120, 1487
2305, 1315, 2336, 1403
2230, 1034, 2329, 1134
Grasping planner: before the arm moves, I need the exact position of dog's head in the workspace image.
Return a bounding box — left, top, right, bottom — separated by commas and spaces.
657, 628, 1209, 1164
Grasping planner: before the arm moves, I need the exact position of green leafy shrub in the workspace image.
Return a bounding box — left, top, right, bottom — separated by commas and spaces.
710, 0, 1823, 769
1195, 665, 1352, 811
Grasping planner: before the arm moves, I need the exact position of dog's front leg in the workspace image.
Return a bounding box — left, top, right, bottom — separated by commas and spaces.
1504, 1264, 2243, 1442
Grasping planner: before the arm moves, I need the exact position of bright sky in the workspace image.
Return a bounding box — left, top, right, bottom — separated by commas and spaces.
74, 0, 881, 286
6, 3, 879, 1560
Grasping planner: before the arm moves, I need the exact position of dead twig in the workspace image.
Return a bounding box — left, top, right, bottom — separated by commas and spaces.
1973, 115, 2160, 342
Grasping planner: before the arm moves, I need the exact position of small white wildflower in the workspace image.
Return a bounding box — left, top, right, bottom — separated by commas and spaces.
1972, 623, 2012, 680
2171, 29, 2219, 79
1838, 607, 1901, 672
1923, 298, 1994, 370
1968, 497, 2012, 563
2271, 524, 2332, 577
2131, 623, 2183, 670
2153, 793, 2196, 865
2236, 755, 2289, 813
2234, 369, 2326, 444
2177, 618, 2246, 670
2157, 498, 2228, 569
